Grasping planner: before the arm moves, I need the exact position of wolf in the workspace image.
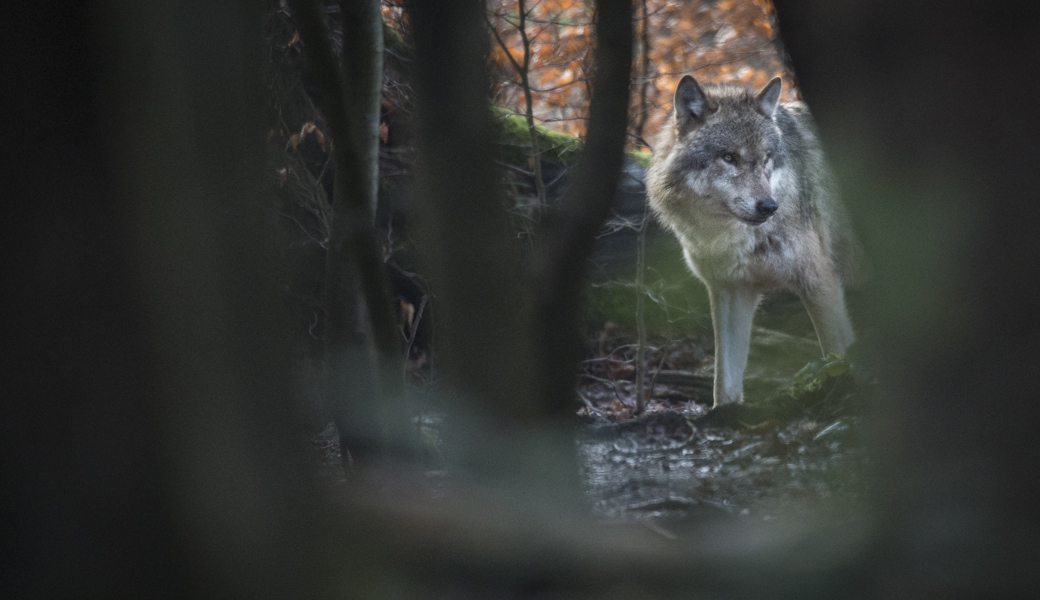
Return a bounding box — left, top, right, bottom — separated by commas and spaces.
646, 76, 861, 408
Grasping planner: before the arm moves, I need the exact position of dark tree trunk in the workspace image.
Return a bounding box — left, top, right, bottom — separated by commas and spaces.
403, 0, 536, 427
2, 1, 333, 597
289, 0, 408, 462
774, 0, 1040, 594
531, 0, 633, 420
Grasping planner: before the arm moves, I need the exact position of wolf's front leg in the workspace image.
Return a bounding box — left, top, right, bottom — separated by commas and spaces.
708, 286, 760, 408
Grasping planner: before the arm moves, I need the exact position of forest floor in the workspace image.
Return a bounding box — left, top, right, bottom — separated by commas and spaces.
310, 295, 876, 537
575, 292, 875, 533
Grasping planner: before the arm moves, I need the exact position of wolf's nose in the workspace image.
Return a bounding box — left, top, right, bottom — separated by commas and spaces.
755, 198, 778, 217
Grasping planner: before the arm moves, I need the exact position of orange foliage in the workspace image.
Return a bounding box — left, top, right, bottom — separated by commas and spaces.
486, 0, 796, 149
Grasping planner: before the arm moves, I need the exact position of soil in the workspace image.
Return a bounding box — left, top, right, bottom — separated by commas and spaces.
311, 297, 876, 537
574, 296, 876, 534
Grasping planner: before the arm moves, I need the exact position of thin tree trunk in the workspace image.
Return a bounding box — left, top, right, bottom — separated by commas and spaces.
634, 0, 652, 146
488, 0, 547, 206
634, 200, 648, 415
517, 0, 547, 206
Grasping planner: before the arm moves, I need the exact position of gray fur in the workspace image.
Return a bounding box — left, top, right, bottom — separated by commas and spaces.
647, 76, 863, 408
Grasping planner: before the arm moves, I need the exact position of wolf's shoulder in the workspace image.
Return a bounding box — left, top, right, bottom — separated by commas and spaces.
773, 101, 824, 157
775, 102, 816, 135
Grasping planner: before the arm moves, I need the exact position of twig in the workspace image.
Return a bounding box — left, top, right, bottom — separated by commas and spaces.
646, 339, 671, 403
634, 196, 649, 415
486, 1, 547, 206
403, 295, 427, 370
577, 390, 607, 418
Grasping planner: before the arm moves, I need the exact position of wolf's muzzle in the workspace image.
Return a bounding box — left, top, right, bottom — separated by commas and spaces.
755, 198, 778, 218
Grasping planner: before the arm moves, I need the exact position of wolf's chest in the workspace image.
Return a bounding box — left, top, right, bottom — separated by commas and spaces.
680, 226, 795, 287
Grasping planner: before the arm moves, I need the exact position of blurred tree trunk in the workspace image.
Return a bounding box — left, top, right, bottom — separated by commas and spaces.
774, 0, 1040, 594
532, 0, 633, 420
2, 0, 335, 597
400, 0, 545, 502
384, 0, 635, 432
403, 0, 632, 489
403, 0, 541, 475
289, 0, 408, 463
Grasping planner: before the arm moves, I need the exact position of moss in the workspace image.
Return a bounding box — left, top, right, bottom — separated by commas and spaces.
585, 281, 674, 331
778, 355, 854, 407
492, 107, 656, 169
384, 21, 411, 58
382, 22, 415, 74
583, 236, 711, 334
695, 353, 865, 429
383, 22, 409, 54
492, 107, 585, 167
628, 149, 652, 168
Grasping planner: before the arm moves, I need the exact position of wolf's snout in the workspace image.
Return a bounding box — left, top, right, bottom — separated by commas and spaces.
755, 198, 778, 217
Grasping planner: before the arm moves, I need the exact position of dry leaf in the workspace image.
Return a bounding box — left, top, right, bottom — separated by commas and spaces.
379, 122, 389, 144
286, 122, 327, 152
399, 299, 415, 332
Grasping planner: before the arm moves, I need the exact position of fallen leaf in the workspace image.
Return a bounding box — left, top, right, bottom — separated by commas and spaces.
400, 299, 415, 332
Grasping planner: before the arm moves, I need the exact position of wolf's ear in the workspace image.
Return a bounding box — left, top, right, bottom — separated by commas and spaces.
674, 75, 713, 129
755, 77, 782, 117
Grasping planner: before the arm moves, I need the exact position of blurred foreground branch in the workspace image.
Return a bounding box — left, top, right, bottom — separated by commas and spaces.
289, 0, 409, 461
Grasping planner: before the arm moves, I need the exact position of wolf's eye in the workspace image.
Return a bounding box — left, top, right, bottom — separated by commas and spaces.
721, 152, 737, 164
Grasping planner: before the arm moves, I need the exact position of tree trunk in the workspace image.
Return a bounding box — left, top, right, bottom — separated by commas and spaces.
774, 0, 1040, 594
3, 1, 334, 596
289, 0, 409, 462
403, 0, 536, 408
531, 0, 634, 420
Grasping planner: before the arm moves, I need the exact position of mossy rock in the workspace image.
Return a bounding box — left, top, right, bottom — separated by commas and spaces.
628, 149, 652, 168
491, 107, 585, 167
491, 107, 658, 170
695, 354, 862, 429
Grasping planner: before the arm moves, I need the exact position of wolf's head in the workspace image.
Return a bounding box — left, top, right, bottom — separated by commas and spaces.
658, 76, 785, 227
